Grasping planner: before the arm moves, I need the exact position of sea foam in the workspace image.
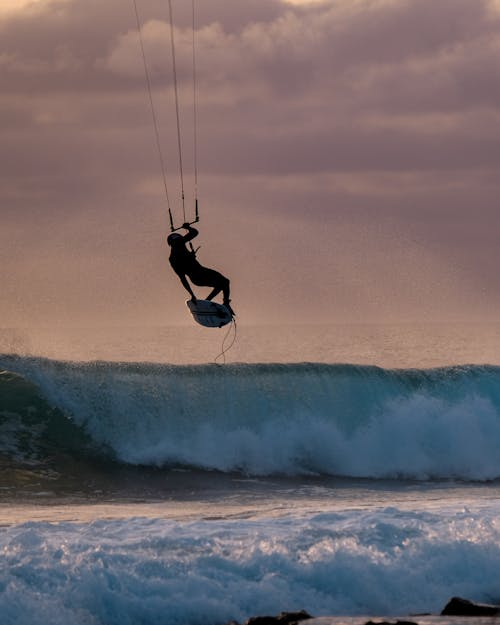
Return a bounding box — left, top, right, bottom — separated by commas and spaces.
1, 504, 500, 625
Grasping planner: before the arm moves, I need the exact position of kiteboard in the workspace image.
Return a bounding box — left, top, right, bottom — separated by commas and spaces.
186, 299, 233, 328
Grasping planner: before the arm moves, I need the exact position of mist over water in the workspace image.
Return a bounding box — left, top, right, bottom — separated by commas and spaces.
1, 322, 499, 367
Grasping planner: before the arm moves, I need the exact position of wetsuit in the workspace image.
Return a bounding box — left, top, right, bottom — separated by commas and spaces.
168, 225, 231, 305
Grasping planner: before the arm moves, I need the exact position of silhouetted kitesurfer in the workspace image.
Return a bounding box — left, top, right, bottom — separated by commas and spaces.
167, 223, 234, 316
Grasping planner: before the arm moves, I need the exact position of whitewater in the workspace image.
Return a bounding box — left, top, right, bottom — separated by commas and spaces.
1, 324, 500, 625
2, 501, 500, 625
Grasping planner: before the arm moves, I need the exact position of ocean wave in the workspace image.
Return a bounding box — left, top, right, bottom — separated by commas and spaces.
0, 368, 98, 468
1, 505, 500, 625
1, 355, 500, 480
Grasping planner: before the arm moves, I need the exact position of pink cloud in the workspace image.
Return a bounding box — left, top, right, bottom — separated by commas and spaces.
1, 0, 499, 327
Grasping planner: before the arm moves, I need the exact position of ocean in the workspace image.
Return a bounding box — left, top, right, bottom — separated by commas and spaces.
1, 323, 499, 625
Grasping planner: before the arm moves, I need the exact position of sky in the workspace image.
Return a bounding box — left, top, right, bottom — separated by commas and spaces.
1, 0, 499, 327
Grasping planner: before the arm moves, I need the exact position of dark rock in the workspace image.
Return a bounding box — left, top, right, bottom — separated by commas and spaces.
441, 597, 500, 616
276, 611, 312, 624
365, 621, 418, 625
244, 618, 278, 625
244, 610, 312, 625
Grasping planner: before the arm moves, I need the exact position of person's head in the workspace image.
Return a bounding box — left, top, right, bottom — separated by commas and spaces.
167, 232, 183, 247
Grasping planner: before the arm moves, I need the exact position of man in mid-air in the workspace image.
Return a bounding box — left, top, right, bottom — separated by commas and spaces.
167, 223, 234, 316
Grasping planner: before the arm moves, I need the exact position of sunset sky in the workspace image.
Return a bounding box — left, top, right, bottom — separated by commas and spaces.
1, 0, 499, 326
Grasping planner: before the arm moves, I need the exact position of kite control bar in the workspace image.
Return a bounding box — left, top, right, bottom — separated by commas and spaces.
169, 199, 199, 232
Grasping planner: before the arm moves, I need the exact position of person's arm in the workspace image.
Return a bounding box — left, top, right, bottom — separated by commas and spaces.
177, 271, 197, 300
182, 223, 199, 244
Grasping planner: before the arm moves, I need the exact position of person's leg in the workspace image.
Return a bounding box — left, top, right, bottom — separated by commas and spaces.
207, 276, 230, 303
189, 268, 230, 301
205, 286, 221, 301
188, 267, 233, 314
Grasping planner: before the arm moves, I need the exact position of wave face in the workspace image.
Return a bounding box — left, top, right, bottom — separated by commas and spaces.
1, 355, 500, 480
0, 367, 96, 468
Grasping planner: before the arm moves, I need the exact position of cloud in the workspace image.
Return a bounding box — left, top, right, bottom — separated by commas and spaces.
282, 0, 329, 5
0, 0, 70, 18
93, 0, 500, 179
1, 0, 499, 327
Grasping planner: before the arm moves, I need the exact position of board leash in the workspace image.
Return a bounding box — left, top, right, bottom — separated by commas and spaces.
214, 318, 237, 365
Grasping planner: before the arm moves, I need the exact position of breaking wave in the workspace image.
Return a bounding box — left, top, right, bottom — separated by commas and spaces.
1, 355, 500, 480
